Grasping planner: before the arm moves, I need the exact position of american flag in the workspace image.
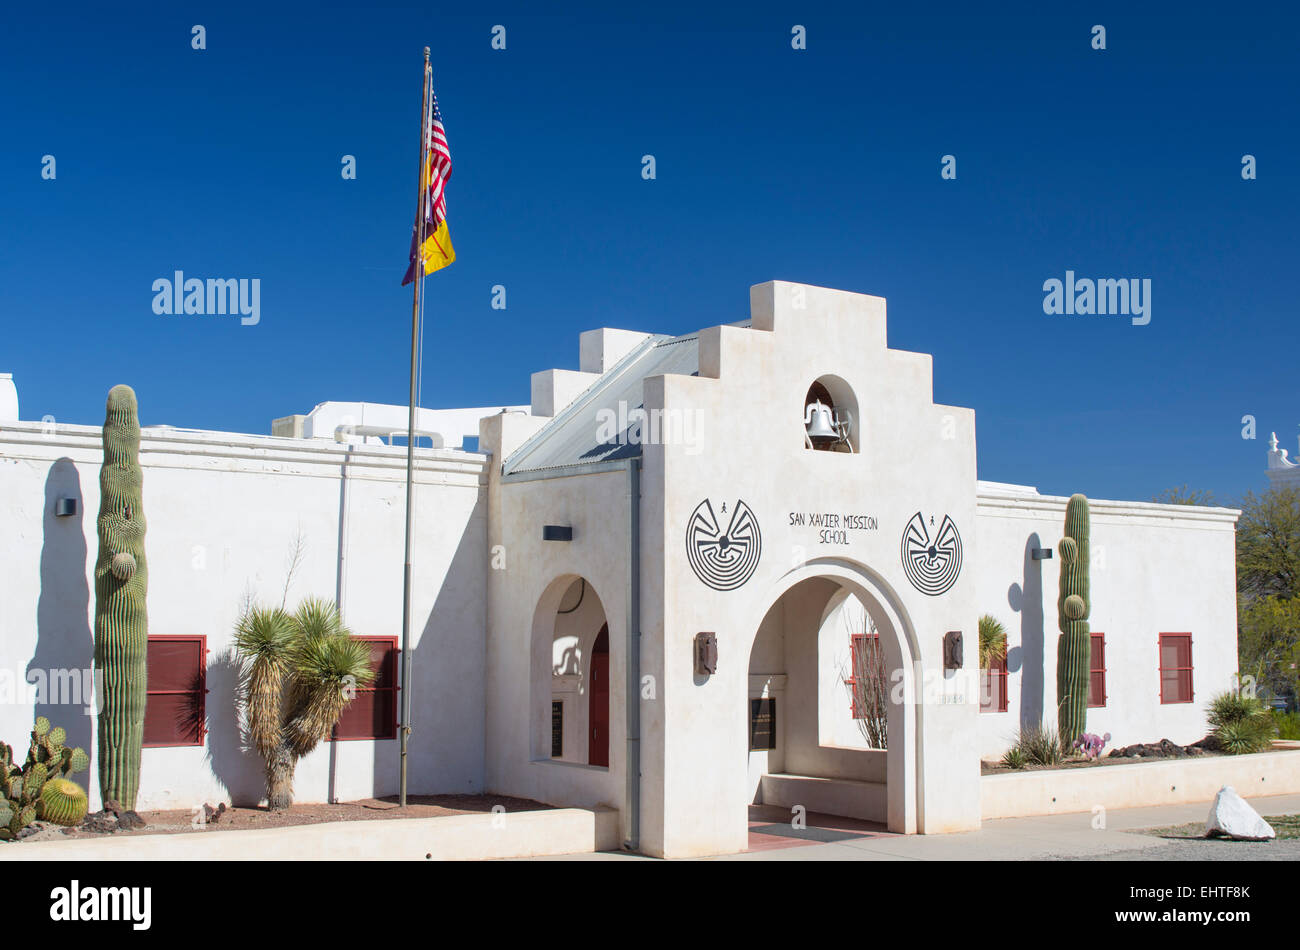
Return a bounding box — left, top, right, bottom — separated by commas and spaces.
402, 82, 454, 284
423, 89, 452, 233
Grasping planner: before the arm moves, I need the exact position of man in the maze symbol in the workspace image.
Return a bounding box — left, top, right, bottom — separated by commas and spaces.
686, 499, 762, 591
901, 511, 962, 596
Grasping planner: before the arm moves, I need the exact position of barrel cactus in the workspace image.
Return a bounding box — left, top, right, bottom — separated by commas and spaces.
39, 779, 89, 827
93, 385, 149, 810
1056, 493, 1091, 747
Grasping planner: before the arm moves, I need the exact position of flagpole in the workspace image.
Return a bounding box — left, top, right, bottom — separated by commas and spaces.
399, 46, 431, 808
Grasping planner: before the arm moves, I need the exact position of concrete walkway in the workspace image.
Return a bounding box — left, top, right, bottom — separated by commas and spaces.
530, 792, 1300, 861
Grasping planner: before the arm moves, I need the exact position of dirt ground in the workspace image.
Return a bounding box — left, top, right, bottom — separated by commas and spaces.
982, 740, 1299, 775
17, 794, 552, 844
980, 752, 1226, 775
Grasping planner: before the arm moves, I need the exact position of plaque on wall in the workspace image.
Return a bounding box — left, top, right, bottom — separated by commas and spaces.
749, 697, 776, 751
551, 701, 563, 758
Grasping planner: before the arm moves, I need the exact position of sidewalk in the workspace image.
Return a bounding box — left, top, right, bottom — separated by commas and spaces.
530, 792, 1300, 861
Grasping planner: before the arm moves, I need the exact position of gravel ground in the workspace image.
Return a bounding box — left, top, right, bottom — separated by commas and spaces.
1074, 837, 1300, 860
1068, 815, 1300, 861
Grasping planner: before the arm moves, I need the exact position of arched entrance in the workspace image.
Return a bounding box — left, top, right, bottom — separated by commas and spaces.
741, 559, 920, 835
529, 575, 611, 769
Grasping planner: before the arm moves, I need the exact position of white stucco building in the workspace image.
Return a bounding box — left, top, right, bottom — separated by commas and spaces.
1267, 431, 1300, 489
0, 282, 1242, 857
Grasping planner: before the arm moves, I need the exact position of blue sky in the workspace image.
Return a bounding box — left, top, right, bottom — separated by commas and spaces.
3, 2, 1296, 503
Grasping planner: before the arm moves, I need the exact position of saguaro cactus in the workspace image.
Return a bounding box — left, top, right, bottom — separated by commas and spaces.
93, 385, 148, 809
1056, 493, 1091, 748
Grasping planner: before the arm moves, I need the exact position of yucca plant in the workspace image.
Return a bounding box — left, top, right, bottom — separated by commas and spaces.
978, 614, 1008, 668
233, 597, 375, 810
1207, 690, 1277, 755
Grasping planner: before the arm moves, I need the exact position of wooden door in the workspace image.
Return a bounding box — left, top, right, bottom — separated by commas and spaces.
588, 625, 609, 767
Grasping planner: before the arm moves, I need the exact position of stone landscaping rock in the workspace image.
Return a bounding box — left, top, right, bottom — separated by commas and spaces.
80, 811, 120, 834
1108, 738, 1192, 759
1204, 785, 1276, 841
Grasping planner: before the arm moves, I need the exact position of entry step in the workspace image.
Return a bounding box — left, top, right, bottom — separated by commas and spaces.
760, 773, 886, 823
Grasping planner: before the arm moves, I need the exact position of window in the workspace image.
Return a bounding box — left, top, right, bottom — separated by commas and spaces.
1159, 633, 1194, 704
846, 632, 884, 718
143, 636, 207, 747
333, 637, 399, 740
1088, 632, 1106, 707
980, 650, 1009, 713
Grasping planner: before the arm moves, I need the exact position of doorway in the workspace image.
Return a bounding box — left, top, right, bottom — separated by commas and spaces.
588, 625, 609, 766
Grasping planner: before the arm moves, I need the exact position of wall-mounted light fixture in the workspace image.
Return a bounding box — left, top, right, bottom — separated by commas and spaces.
1031, 547, 1053, 560
694, 632, 718, 675
542, 525, 573, 541
943, 630, 963, 671
54, 498, 78, 518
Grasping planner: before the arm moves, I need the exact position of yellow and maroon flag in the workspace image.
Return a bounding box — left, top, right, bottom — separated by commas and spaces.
402, 83, 454, 284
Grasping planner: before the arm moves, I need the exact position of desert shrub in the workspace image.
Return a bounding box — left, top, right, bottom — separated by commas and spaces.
1207, 690, 1276, 755
1272, 710, 1300, 740
1000, 747, 1027, 770
1010, 723, 1065, 766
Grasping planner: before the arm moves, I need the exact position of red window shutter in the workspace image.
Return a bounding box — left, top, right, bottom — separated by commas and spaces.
1088, 633, 1106, 707
845, 632, 886, 720
1158, 633, 1193, 704
333, 637, 399, 740
143, 636, 206, 747
980, 651, 1008, 713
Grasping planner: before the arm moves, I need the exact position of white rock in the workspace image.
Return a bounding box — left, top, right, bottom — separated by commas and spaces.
1204, 785, 1276, 841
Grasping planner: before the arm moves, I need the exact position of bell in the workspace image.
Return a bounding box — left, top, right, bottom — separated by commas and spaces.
804, 399, 837, 440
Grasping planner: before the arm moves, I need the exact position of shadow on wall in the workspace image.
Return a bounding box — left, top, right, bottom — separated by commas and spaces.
205, 648, 266, 807
372, 510, 484, 799
28, 458, 94, 754
554, 643, 581, 676
1007, 532, 1046, 730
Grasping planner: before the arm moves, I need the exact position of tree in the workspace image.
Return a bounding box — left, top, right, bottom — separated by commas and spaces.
233, 597, 375, 810
1152, 485, 1216, 506
1236, 485, 1300, 602
841, 607, 887, 749
1238, 594, 1300, 704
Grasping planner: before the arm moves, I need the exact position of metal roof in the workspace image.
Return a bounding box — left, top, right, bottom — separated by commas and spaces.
502, 332, 702, 479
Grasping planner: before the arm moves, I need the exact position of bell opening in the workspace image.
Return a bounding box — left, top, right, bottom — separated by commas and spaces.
802, 378, 857, 453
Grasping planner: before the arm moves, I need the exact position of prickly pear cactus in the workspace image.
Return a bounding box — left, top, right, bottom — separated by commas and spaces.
93, 385, 149, 810
0, 721, 93, 840
1056, 493, 1091, 747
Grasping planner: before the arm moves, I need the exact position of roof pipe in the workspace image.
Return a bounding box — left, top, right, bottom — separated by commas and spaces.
334, 424, 446, 448
623, 457, 641, 851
